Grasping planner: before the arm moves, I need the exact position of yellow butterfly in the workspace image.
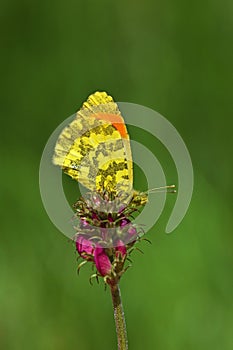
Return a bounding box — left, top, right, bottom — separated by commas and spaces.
53, 91, 147, 207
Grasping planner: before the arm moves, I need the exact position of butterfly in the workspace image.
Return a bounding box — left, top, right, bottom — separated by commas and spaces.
53, 91, 148, 208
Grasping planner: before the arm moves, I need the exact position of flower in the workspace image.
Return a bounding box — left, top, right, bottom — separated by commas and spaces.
76, 236, 94, 261
94, 246, 112, 277
74, 191, 145, 284
115, 240, 127, 261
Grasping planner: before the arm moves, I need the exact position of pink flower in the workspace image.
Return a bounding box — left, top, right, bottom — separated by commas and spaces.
76, 236, 94, 261
73, 191, 145, 281
80, 218, 90, 228
94, 246, 112, 277
115, 240, 127, 260
120, 218, 138, 243
120, 218, 130, 227
127, 226, 137, 238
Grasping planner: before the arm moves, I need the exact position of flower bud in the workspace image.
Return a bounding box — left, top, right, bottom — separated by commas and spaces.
115, 240, 127, 261
76, 236, 94, 261
94, 246, 112, 277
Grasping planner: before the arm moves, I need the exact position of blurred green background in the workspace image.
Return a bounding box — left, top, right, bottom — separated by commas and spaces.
1, 0, 233, 349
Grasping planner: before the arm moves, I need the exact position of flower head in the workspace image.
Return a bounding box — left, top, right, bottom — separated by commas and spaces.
74, 191, 146, 284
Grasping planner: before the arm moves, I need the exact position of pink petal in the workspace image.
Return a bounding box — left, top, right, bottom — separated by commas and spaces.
120, 218, 130, 227
94, 247, 112, 277
115, 240, 127, 260
76, 236, 94, 260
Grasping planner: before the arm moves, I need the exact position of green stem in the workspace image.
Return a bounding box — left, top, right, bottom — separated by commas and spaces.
110, 283, 128, 350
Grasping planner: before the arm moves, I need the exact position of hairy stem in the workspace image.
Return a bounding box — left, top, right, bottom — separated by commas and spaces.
110, 283, 128, 350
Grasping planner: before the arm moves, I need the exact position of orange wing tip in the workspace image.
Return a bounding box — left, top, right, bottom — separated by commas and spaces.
80, 91, 129, 139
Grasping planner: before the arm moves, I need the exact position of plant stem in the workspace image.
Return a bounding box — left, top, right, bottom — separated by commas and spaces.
110, 282, 128, 350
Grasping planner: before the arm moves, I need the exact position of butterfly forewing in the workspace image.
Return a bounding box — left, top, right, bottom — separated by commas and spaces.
53, 91, 133, 199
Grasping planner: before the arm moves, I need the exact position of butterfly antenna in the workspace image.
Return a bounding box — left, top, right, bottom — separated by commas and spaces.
146, 185, 176, 194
